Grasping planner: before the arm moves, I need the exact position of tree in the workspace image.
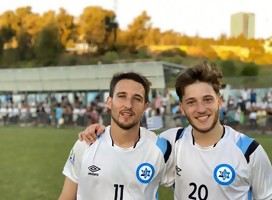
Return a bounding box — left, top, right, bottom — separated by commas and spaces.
77, 6, 115, 52
0, 10, 18, 30
144, 28, 161, 45
0, 26, 16, 56
103, 15, 118, 50
56, 8, 75, 48
220, 60, 237, 77
15, 8, 43, 39
240, 63, 259, 76
126, 11, 152, 51
16, 29, 33, 60
34, 24, 64, 66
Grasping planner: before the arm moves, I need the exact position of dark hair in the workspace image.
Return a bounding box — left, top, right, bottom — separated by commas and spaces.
175, 62, 223, 102
109, 72, 152, 103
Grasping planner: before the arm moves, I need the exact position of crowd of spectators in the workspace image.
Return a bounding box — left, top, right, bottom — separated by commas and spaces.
0, 87, 271, 134
170, 87, 272, 134
143, 88, 272, 133
0, 95, 110, 128
219, 88, 272, 133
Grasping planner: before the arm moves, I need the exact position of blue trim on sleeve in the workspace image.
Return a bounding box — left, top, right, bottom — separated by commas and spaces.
175, 127, 186, 142
247, 187, 252, 200
236, 135, 254, 155
156, 136, 172, 163
156, 137, 168, 154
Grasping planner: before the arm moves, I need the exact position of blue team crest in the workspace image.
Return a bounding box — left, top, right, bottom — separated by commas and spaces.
214, 164, 235, 185
68, 149, 75, 165
136, 163, 155, 184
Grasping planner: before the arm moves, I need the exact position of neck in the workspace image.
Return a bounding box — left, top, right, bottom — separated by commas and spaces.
110, 124, 140, 148
192, 123, 224, 147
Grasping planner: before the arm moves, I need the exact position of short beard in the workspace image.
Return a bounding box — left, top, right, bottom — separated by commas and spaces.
185, 109, 220, 134
111, 114, 138, 130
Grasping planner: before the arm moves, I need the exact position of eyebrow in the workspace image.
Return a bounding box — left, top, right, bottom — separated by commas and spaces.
184, 95, 214, 102
116, 92, 144, 99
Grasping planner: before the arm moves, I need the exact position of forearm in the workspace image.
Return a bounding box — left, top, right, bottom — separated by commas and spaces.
58, 177, 77, 200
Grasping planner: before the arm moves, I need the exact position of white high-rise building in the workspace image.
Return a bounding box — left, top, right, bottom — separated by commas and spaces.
231, 12, 255, 39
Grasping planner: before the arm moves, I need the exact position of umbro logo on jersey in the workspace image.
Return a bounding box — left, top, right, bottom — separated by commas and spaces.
88, 165, 101, 176
175, 166, 182, 176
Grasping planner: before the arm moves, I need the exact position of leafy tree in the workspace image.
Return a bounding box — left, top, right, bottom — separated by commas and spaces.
160, 30, 181, 45
0, 10, 18, 30
240, 63, 259, 76
16, 29, 33, 60
126, 11, 152, 51
102, 51, 119, 63
56, 8, 75, 47
0, 26, 16, 56
203, 46, 218, 61
14, 8, 43, 39
159, 48, 186, 57
145, 28, 161, 45
33, 24, 64, 66
220, 60, 237, 77
136, 47, 152, 59
217, 34, 227, 45
77, 6, 115, 52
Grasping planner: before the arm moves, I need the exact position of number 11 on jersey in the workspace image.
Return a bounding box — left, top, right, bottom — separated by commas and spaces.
114, 184, 124, 200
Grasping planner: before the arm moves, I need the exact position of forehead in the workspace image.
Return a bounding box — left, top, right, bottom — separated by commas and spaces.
183, 82, 217, 99
114, 79, 145, 96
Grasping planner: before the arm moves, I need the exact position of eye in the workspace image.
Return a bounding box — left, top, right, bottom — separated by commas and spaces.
133, 96, 143, 102
117, 94, 126, 98
204, 97, 213, 103
186, 100, 195, 105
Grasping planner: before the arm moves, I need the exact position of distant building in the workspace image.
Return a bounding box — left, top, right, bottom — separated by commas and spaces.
230, 12, 255, 39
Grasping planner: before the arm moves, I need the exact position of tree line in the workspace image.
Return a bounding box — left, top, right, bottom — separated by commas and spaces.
0, 6, 271, 68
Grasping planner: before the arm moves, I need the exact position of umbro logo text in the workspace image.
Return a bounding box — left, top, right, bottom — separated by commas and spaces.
88, 165, 100, 176
175, 166, 182, 176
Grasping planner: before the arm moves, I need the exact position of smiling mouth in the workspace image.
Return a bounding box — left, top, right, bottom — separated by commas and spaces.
120, 111, 134, 117
195, 115, 210, 121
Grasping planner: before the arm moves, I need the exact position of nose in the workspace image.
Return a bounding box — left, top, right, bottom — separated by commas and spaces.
196, 101, 206, 113
123, 98, 133, 108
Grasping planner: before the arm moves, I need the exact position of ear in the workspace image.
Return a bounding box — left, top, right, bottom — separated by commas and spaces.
106, 96, 112, 109
218, 95, 223, 109
179, 102, 185, 115
144, 102, 149, 111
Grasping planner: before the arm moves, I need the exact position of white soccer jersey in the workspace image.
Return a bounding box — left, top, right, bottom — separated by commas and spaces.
63, 126, 174, 200
160, 125, 272, 200
159, 127, 182, 146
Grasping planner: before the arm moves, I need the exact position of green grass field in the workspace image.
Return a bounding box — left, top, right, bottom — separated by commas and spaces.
0, 126, 271, 200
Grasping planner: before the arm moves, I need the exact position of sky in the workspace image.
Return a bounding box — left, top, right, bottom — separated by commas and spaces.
0, 0, 271, 39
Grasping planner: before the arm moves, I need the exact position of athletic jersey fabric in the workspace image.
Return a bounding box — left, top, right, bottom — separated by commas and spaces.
62, 126, 174, 200
160, 125, 272, 200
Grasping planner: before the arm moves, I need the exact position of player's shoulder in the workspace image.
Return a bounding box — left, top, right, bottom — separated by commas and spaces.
159, 127, 181, 139
140, 126, 158, 140
140, 127, 172, 159
224, 125, 256, 143
140, 127, 171, 145
159, 126, 191, 144
224, 125, 260, 163
73, 139, 91, 152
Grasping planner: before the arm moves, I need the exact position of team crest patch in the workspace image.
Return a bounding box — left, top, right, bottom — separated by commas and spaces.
214, 164, 235, 185
136, 163, 155, 184
68, 149, 75, 165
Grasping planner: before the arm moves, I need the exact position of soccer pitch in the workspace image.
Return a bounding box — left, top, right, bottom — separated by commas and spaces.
0, 126, 271, 200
